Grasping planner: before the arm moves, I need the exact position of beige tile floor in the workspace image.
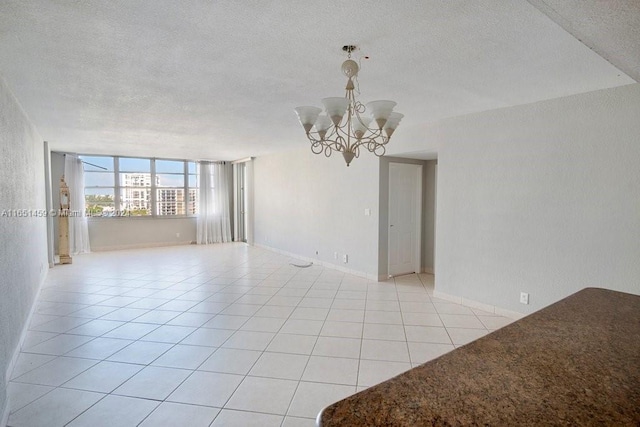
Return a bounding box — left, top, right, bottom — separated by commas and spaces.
7, 243, 513, 426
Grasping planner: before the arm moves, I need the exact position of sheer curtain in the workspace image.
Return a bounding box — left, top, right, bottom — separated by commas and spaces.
64, 155, 91, 254
245, 159, 254, 245
197, 161, 232, 244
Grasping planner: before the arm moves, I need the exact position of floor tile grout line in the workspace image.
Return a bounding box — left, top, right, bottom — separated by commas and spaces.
5, 383, 58, 416
354, 275, 370, 390
280, 271, 345, 422
395, 275, 415, 366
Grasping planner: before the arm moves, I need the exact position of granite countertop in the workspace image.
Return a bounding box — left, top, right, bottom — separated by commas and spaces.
317, 287, 640, 426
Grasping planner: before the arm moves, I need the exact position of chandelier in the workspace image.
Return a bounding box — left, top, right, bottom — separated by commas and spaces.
295, 45, 403, 166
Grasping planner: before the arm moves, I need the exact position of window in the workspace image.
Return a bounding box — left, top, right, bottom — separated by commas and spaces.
119, 157, 152, 216
83, 156, 115, 216
81, 155, 197, 218
156, 159, 185, 215
188, 161, 198, 215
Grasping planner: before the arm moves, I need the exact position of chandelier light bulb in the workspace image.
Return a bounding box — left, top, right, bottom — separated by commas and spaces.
294, 45, 402, 166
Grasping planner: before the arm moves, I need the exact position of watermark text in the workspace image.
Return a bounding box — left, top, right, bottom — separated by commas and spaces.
1, 209, 140, 218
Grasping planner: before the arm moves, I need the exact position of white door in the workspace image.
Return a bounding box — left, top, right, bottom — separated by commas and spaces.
388, 163, 422, 277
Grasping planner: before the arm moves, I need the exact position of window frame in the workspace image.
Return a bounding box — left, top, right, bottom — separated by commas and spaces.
80, 155, 199, 219
82, 156, 116, 217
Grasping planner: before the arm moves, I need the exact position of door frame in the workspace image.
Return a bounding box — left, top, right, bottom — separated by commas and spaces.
387, 162, 422, 277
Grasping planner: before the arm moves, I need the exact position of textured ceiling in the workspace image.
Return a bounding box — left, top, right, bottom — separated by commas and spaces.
0, 1, 635, 161
527, 0, 640, 82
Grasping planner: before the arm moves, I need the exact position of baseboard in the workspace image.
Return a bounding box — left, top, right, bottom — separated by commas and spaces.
255, 243, 379, 282
494, 306, 526, 320
90, 240, 193, 252
433, 290, 462, 304
433, 290, 525, 320
423, 267, 434, 274
2, 264, 49, 426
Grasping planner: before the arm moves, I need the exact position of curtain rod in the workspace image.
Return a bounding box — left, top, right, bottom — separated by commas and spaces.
197, 160, 227, 165
231, 157, 254, 164
63, 153, 108, 170
58, 151, 236, 169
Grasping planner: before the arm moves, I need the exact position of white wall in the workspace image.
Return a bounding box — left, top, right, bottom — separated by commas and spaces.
254, 148, 380, 279
0, 76, 48, 423
89, 217, 197, 251
428, 83, 640, 314
423, 160, 437, 273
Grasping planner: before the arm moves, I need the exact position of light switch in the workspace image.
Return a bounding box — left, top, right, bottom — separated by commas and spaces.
364, 208, 371, 216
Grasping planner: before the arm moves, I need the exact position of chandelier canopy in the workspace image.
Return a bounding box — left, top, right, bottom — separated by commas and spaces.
295, 45, 403, 166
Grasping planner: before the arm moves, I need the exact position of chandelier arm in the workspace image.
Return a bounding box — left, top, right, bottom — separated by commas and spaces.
364, 141, 386, 157
326, 142, 345, 152
348, 138, 387, 158
307, 125, 345, 147
364, 127, 385, 140
310, 141, 324, 155
333, 122, 354, 136
373, 144, 386, 157
349, 140, 364, 154
353, 137, 375, 148
328, 124, 341, 139
353, 101, 366, 114
310, 133, 346, 153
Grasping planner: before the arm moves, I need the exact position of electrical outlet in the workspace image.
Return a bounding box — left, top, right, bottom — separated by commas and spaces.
364, 208, 371, 216
176, 232, 180, 238
334, 252, 338, 259
343, 254, 348, 263
519, 292, 529, 305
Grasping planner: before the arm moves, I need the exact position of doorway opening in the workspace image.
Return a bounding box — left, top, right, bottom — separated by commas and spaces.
381, 157, 437, 280
388, 162, 422, 277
